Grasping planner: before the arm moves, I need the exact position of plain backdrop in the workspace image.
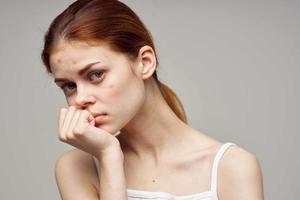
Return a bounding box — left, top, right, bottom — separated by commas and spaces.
0, 0, 299, 199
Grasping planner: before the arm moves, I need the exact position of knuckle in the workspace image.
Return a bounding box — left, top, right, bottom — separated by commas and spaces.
82, 110, 89, 115
58, 135, 67, 142
75, 110, 81, 115
69, 106, 76, 111
65, 132, 75, 140
73, 126, 85, 136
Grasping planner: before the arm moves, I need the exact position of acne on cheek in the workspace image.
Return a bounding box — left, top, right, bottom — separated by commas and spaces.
108, 84, 114, 89
107, 84, 118, 97
99, 83, 116, 104
103, 82, 128, 106
101, 71, 132, 102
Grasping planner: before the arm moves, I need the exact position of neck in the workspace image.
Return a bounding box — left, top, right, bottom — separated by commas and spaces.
117, 80, 192, 164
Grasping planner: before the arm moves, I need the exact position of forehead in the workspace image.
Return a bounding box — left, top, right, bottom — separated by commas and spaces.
50, 42, 109, 69
49, 41, 132, 76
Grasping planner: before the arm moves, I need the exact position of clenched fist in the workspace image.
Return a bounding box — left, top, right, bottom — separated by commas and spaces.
58, 106, 122, 158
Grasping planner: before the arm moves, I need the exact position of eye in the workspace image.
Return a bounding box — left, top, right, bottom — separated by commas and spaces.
89, 70, 104, 81
61, 82, 76, 92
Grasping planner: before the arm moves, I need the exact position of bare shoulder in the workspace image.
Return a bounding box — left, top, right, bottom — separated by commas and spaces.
218, 144, 264, 200
55, 149, 99, 200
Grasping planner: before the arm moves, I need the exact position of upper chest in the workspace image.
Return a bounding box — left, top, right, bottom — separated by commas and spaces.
123, 148, 216, 195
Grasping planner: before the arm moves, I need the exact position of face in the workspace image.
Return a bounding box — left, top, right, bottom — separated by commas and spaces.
50, 41, 146, 134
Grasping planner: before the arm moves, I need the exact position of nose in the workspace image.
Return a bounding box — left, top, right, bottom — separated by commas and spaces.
74, 87, 96, 109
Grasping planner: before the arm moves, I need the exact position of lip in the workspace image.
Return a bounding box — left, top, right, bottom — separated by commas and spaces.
93, 113, 108, 126
91, 112, 107, 118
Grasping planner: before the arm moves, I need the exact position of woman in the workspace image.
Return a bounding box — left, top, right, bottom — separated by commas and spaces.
41, 0, 264, 199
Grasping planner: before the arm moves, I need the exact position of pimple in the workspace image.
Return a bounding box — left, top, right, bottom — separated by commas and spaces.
108, 84, 114, 88
72, 60, 78, 65
57, 59, 62, 64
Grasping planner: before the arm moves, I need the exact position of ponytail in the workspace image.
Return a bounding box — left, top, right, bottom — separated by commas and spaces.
153, 72, 188, 124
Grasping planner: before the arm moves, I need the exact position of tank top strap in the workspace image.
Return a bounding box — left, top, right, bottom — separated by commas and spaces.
210, 142, 236, 193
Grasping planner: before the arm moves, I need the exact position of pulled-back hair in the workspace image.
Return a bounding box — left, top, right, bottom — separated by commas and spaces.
41, 0, 188, 123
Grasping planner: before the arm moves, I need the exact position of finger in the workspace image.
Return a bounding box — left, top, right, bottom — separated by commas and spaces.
88, 113, 95, 126
80, 110, 94, 125
66, 109, 82, 140
61, 106, 76, 136
59, 108, 67, 131
73, 110, 94, 136
58, 108, 68, 141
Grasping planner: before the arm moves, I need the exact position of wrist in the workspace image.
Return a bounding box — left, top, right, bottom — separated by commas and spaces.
96, 144, 124, 162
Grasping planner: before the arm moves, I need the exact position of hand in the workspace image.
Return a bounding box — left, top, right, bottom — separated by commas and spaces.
58, 106, 122, 158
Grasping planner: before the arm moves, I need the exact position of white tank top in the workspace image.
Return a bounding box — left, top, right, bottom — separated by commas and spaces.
93, 142, 236, 200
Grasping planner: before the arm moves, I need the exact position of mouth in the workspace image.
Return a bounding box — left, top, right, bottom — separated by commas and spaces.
94, 114, 108, 126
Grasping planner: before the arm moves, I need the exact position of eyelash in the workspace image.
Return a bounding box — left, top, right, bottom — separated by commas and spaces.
60, 70, 105, 92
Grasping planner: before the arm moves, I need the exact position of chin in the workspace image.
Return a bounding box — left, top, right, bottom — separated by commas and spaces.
96, 124, 121, 136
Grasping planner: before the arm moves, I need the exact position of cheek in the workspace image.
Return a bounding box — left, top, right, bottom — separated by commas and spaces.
100, 68, 134, 103
101, 73, 144, 113
102, 81, 136, 105
99, 82, 118, 102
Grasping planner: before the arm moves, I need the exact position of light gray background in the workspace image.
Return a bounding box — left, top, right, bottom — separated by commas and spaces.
0, 0, 299, 199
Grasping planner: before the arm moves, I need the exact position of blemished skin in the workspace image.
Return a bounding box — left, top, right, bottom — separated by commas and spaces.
50, 41, 264, 200
50, 41, 199, 160
50, 40, 148, 158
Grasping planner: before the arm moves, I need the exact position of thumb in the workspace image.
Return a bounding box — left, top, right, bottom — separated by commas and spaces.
88, 114, 95, 126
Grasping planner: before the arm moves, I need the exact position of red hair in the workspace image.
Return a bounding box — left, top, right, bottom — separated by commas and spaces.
41, 0, 188, 123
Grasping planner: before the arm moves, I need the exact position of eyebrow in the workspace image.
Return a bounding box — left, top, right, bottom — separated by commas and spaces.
54, 61, 101, 83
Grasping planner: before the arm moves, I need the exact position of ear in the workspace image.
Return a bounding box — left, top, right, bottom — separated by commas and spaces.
136, 45, 157, 80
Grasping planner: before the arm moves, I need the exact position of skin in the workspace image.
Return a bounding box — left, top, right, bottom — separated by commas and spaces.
50, 41, 264, 199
